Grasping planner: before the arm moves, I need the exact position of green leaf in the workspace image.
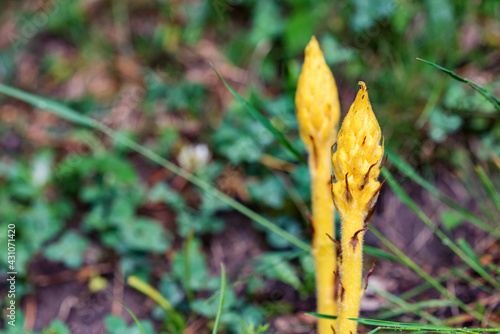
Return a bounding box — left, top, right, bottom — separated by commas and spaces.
0, 311, 26, 334
305, 312, 337, 320
147, 183, 186, 211
235, 307, 269, 334
425, 0, 454, 46
284, 10, 318, 55
191, 288, 237, 318
172, 238, 208, 291
212, 66, 306, 164
24, 201, 63, 250
255, 253, 301, 289
103, 311, 155, 334
43, 320, 70, 334
121, 218, 171, 254
44, 231, 89, 269
248, 176, 286, 210
320, 35, 355, 65
440, 210, 464, 232
159, 276, 185, 307
265, 217, 302, 249
200, 191, 230, 215
104, 315, 128, 332
428, 107, 462, 142
214, 127, 265, 163
109, 196, 139, 227
250, 0, 283, 45
82, 204, 107, 231
351, 0, 396, 32
176, 210, 225, 237
97, 155, 138, 184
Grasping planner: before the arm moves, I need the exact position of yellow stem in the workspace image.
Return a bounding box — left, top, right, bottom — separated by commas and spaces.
337, 210, 364, 334
311, 148, 337, 333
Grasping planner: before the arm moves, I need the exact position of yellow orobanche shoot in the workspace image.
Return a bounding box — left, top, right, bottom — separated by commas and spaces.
332, 81, 384, 334
296, 36, 340, 333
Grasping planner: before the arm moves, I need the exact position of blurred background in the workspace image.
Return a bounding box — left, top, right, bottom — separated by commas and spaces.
0, 0, 500, 333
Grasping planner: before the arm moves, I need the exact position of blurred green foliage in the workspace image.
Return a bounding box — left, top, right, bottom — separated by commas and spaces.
0, 0, 499, 332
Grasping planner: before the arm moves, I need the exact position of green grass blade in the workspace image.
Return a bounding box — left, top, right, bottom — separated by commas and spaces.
364, 245, 402, 263
306, 315, 498, 333
211, 65, 307, 164
398, 271, 450, 301
184, 230, 195, 303
400, 264, 492, 301
377, 298, 456, 320
456, 238, 482, 267
0, 84, 96, 127
212, 263, 226, 334
305, 312, 337, 320
417, 58, 500, 111
127, 275, 186, 331
386, 150, 500, 238
127, 276, 174, 311
369, 225, 497, 326
0, 83, 310, 252
475, 165, 500, 214
370, 287, 445, 325
350, 318, 457, 331
350, 317, 500, 333
382, 168, 500, 289
108, 298, 146, 334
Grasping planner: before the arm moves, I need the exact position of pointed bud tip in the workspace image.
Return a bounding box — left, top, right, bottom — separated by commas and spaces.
358, 81, 367, 91
305, 36, 320, 55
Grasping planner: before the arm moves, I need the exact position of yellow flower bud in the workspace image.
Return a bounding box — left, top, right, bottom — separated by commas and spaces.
331, 81, 384, 334
332, 81, 384, 220
296, 36, 340, 152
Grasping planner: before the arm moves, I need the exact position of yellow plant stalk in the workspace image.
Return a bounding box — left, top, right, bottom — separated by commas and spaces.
331, 81, 384, 334
296, 36, 340, 333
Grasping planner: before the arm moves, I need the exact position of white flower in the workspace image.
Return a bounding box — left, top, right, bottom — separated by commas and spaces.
177, 143, 211, 172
